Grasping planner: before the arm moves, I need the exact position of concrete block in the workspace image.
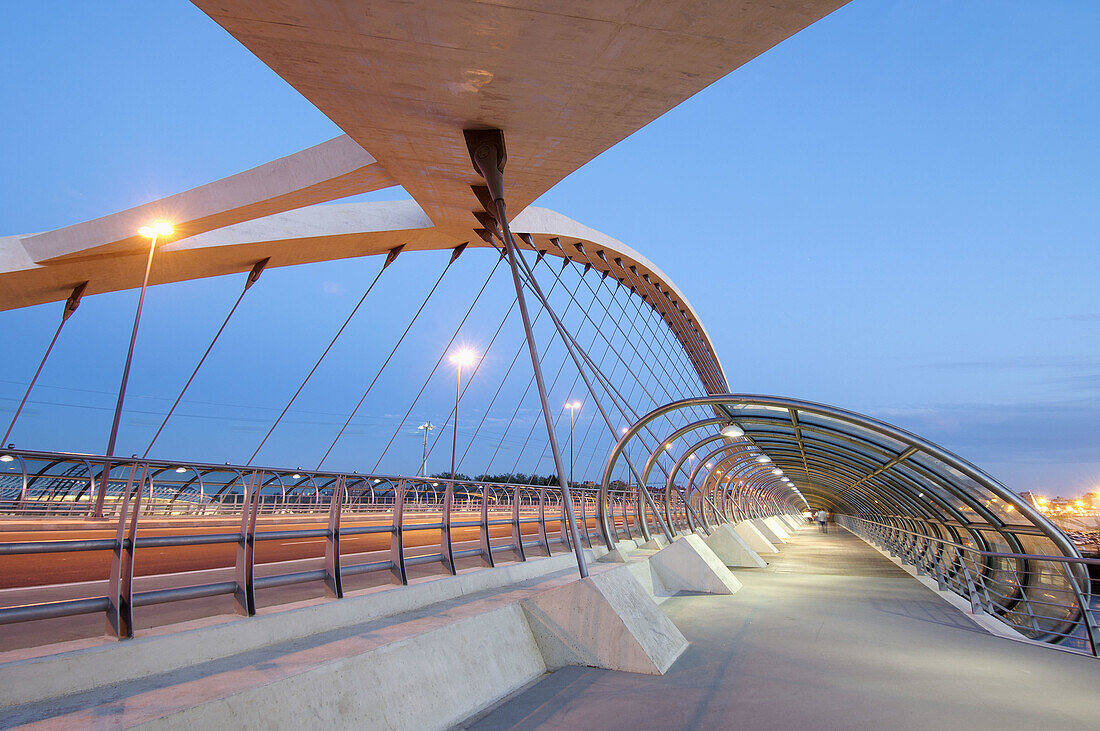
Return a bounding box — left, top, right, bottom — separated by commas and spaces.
649, 534, 743, 596
780, 514, 800, 530
600, 539, 640, 563
752, 517, 785, 544
703, 523, 767, 568
639, 533, 670, 550
763, 516, 792, 541
520, 564, 688, 675
735, 520, 780, 554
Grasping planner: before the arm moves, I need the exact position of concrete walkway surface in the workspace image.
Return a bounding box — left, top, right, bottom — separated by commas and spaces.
467, 527, 1100, 730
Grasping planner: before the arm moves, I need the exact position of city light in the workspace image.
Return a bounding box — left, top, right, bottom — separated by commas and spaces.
449, 348, 477, 368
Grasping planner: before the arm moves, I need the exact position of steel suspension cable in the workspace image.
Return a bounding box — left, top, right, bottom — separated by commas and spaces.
481, 260, 589, 473
245, 254, 399, 465
1, 282, 86, 447
450, 255, 566, 470
366, 253, 505, 472
311, 245, 466, 470
144, 259, 268, 458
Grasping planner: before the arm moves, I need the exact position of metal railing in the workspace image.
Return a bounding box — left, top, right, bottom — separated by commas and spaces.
0, 448, 651, 640
839, 515, 1100, 656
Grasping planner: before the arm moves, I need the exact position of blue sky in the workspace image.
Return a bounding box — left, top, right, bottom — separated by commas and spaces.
1, 1, 1098, 495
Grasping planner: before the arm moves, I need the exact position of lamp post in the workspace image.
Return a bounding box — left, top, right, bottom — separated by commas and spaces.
448, 349, 477, 481
416, 421, 434, 477
565, 402, 581, 485
105, 222, 173, 458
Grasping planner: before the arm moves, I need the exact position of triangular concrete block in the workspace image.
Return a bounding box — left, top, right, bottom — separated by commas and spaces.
780, 515, 800, 530
735, 520, 780, 554
704, 523, 767, 568
763, 516, 791, 541
752, 518, 786, 544
599, 539, 641, 563
520, 564, 688, 675
649, 534, 742, 595
638, 533, 670, 550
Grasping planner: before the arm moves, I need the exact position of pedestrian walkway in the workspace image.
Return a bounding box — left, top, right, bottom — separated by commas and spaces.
467, 526, 1100, 729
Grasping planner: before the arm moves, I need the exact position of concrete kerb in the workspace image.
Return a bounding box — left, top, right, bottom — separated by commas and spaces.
0, 547, 608, 710
734, 520, 780, 554
704, 523, 767, 568
750, 518, 785, 544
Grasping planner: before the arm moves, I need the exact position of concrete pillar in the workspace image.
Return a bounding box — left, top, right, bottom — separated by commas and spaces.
751, 517, 785, 544
735, 520, 780, 554
521, 564, 688, 675
648, 534, 743, 595
763, 516, 791, 541
704, 523, 767, 568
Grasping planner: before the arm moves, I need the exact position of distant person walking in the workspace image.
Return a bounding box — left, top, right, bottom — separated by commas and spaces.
815, 509, 828, 533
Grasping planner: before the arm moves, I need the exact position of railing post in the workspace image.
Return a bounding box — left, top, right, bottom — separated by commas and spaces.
538, 487, 552, 556
106, 464, 142, 639
390, 480, 408, 585
511, 484, 526, 562
324, 475, 344, 599
578, 492, 592, 548
233, 470, 262, 617
559, 491, 572, 551
440, 482, 455, 575
480, 484, 495, 567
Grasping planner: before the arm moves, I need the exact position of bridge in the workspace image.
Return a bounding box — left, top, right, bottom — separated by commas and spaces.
2, 2, 1100, 728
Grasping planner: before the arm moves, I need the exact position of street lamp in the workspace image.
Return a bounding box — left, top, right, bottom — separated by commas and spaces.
417, 421, 435, 477
448, 348, 478, 481
106, 221, 173, 458
565, 401, 581, 485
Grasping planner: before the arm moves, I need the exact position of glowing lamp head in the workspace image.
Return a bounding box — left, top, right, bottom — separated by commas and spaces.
755, 455, 771, 463
138, 222, 173, 239
0, 454, 13, 463
449, 349, 477, 368
174, 466, 186, 474
720, 423, 745, 438
772, 468, 782, 475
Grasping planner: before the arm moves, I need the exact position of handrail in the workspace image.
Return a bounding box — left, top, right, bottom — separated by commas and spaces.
840, 514, 1100, 657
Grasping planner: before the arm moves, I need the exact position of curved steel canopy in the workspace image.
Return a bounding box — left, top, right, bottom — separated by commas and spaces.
600, 394, 1078, 561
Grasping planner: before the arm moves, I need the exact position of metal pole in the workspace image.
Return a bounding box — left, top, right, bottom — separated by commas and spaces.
419, 421, 434, 477
569, 406, 574, 486
106, 234, 158, 457
465, 128, 588, 578
452, 368, 461, 480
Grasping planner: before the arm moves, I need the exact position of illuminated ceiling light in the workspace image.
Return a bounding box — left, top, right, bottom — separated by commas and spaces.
0, 455, 13, 463
755, 455, 771, 463
771, 468, 782, 475
174, 466, 186, 473
292, 473, 302, 479
720, 423, 744, 438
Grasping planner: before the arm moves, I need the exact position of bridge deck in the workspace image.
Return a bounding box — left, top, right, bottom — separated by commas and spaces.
469, 526, 1100, 729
